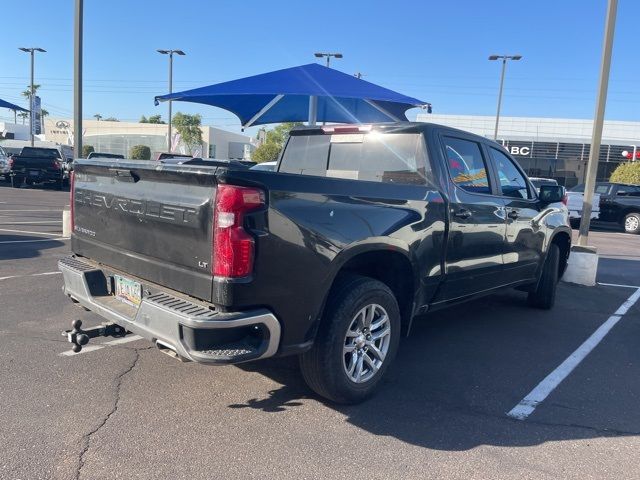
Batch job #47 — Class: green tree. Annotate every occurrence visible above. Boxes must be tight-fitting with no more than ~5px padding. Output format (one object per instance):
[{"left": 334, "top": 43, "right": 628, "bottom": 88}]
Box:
[
  {"left": 172, "top": 112, "right": 202, "bottom": 154},
  {"left": 103, "top": 117, "right": 120, "bottom": 122},
  {"left": 251, "top": 122, "right": 302, "bottom": 163},
  {"left": 610, "top": 162, "right": 640, "bottom": 185},
  {"left": 148, "top": 114, "right": 165, "bottom": 124},
  {"left": 139, "top": 115, "right": 148, "bottom": 123},
  {"left": 18, "top": 111, "right": 28, "bottom": 124},
  {"left": 21, "top": 84, "right": 41, "bottom": 100},
  {"left": 130, "top": 145, "right": 151, "bottom": 160},
  {"left": 82, "top": 145, "right": 95, "bottom": 157}
]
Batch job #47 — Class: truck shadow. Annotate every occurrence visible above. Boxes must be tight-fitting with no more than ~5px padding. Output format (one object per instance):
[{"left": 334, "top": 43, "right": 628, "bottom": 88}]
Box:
[
  {"left": 232, "top": 285, "right": 639, "bottom": 450},
  {"left": 0, "top": 234, "right": 66, "bottom": 260}
]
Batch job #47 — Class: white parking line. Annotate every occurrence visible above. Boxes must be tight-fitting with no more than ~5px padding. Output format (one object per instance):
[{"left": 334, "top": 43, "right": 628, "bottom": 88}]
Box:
[
  {"left": 598, "top": 282, "right": 640, "bottom": 289},
  {"left": 0, "top": 238, "right": 69, "bottom": 244},
  {"left": 59, "top": 335, "right": 144, "bottom": 356},
  {"left": 0, "top": 209, "right": 62, "bottom": 212},
  {"left": 0, "top": 271, "right": 61, "bottom": 281},
  {"left": 0, "top": 228, "right": 62, "bottom": 237},
  {"left": 0, "top": 221, "right": 62, "bottom": 225},
  {"left": 508, "top": 287, "right": 640, "bottom": 420}
]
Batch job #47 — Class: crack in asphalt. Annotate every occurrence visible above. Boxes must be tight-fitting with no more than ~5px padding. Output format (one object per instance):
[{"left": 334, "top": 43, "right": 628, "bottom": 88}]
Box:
[{"left": 73, "top": 346, "right": 151, "bottom": 480}]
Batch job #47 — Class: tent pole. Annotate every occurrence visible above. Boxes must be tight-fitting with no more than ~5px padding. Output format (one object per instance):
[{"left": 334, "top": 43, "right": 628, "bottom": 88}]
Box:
[{"left": 308, "top": 96, "right": 317, "bottom": 126}]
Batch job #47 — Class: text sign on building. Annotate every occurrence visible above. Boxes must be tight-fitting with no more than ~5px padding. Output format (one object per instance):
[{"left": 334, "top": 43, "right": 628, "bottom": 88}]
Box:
[
  {"left": 509, "top": 146, "right": 530, "bottom": 156},
  {"left": 31, "top": 96, "right": 42, "bottom": 135}
]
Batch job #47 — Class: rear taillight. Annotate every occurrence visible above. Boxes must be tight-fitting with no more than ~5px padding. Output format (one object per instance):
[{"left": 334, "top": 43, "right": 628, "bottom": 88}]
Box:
[
  {"left": 69, "top": 171, "right": 75, "bottom": 231},
  {"left": 561, "top": 193, "right": 568, "bottom": 206},
  {"left": 52, "top": 160, "right": 61, "bottom": 170},
  {"left": 8, "top": 156, "right": 14, "bottom": 169},
  {"left": 212, "top": 184, "right": 265, "bottom": 278}
]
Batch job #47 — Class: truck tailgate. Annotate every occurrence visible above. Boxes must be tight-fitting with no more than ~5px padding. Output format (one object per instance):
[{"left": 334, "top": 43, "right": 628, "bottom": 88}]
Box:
[
  {"left": 71, "top": 159, "right": 218, "bottom": 301},
  {"left": 567, "top": 191, "right": 600, "bottom": 216}
]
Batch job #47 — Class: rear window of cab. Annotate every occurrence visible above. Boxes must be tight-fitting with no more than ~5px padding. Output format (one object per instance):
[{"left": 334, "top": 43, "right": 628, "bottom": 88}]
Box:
[{"left": 279, "top": 132, "right": 431, "bottom": 186}]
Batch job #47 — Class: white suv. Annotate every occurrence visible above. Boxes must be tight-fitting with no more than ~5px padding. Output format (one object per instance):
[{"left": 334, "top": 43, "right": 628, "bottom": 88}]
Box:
[{"left": 0, "top": 145, "right": 10, "bottom": 181}]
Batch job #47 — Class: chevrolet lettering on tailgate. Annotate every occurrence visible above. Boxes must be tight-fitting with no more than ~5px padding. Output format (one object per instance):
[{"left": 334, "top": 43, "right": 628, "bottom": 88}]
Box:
[{"left": 74, "top": 188, "right": 199, "bottom": 225}]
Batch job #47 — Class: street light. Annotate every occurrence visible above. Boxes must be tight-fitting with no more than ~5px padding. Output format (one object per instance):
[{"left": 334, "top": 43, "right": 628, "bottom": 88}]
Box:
[
  {"left": 488, "top": 54, "right": 522, "bottom": 140},
  {"left": 157, "top": 49, "right": 186, "bottom": 152},
  {"left": 314, "top": 52, "right": 343, "bottom": 68},
  {"left": 18, "top": 47, "right": 46, "bottom": 146}
]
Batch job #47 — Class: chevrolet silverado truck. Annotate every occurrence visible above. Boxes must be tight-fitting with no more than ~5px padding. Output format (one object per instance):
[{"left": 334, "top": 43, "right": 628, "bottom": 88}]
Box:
[
  {"left": 9, "top": 146, "right": 70, "bottom": 188},
  {"left": 59, "top": 122, "right": 571, "bottom": 404}
]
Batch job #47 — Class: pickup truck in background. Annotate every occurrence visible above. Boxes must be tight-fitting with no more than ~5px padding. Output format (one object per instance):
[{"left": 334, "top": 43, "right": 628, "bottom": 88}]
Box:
[
  {"left": 0, "top": 145, "right": 9, "bottom": 181},
  {"left": 566, "top": 184, "right": 601, "bottom": 229},
  {"left": 594, "top": 182, "right": 640, "bottom": 234},
  {"left": 9, "top": 146, "right": 70, "bottom": 188},
  {"left": 59, "top": 122, "right": 571, "bottom": 404}
]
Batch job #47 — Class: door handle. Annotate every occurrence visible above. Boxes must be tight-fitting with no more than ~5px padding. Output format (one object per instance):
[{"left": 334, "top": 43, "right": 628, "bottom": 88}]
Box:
[
  {"left": 454, "top": 209, "right": 472, "bottom": 219},
  {"left": 507, "top": 210, "right": 519, "bottom": 220}
]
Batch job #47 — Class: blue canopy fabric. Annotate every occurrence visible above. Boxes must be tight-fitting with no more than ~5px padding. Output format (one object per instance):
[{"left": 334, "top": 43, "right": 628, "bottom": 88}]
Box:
[
  {"left": 0, "top": 98, "right": 27, "bottom": 112},
  {"left": 155, "top": 63, "right": 428, "bottom": 127}
]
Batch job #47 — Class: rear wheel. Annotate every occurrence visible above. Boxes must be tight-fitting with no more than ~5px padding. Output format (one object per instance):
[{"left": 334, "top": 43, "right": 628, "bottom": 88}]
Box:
[
  {"left": 527, "top": 244, "right": 560, "bottom": 310},
  {"left": 11, "top": 176, "right": 23, "bottom": 188},
  {"left": 299, "top": 274, "right": 400, "bottom": 404},
  {"left": 623, "top": 213, "right": 640, "bottom": 235}
]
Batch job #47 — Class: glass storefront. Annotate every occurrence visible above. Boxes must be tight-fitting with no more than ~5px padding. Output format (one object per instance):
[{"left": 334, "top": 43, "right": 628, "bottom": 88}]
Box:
[
  {"left": 83, "top": 134, "right": 167, "bottom": 158},
  {"left": 500, "top": 140, "right": 634, "bottom": 188}
]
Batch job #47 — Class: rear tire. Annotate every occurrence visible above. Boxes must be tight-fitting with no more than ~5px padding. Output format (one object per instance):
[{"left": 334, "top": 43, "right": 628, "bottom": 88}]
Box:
[
  {"left": 299, "top": 274, "right": 401, "bottom": 404},
  {"left": 11, "top": 176, "right": 23, "bottom": 188},
  {"left": 623, "top": 213, "right": 640, "bottom": 235},
  {"left": 527, "top": 244, "right": 560, "bottom": 310}
]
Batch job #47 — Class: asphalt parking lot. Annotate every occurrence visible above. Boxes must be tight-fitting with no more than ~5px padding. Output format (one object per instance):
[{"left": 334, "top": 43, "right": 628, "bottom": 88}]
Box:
[{"left": 1, "top": 182, "right": 639, "bottom": 480}]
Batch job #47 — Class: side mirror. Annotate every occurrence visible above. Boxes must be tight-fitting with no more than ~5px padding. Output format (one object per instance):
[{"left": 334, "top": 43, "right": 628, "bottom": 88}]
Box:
[{"left": 539, "top": 185, "right": 565, "bottom": 204}]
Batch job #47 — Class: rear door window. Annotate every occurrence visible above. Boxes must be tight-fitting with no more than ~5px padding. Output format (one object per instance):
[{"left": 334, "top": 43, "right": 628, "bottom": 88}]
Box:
[
  {"left": 279, "top": 135, "right": 330, "bottom": 177},
  {"left": 442, "top": 137, "right": 492, "bottom": 194}
]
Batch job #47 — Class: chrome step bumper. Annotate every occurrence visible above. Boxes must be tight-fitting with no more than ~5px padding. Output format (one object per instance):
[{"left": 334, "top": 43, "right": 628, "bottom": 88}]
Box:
[{"left": 58, "top": 256, "right": 281, "bottom": 364}]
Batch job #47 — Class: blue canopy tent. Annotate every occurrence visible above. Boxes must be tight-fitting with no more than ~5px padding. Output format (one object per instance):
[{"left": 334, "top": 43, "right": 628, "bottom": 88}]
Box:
[
  {"left": 0, "top": 98, "right": 28, "bottom": 112},
  {"left": 154, "top": 63, "right": 429, "bottom": 128}
]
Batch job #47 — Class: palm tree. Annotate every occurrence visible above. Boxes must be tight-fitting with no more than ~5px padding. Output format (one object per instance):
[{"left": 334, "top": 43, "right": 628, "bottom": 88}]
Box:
[
  {"left": 93, "top": 114, "right": 102, "bottom": 121},
  {"left": 21, "top": 84, "right": 41, "bottom": 101},
  {"left": 18, "top": 111, "right": 29, "bottom": 125}
]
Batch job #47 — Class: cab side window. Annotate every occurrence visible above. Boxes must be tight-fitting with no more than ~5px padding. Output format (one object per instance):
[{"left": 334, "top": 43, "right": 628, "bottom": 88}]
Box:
[
  {"left": 442, "top": 137, "right": 492, "bottom": 194},
  {"left": 489, "top": 148, "right": 532, "bottom": 199}
]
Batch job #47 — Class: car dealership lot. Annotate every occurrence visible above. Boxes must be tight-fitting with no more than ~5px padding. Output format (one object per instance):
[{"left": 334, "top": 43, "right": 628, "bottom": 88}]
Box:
[{"left": 1, "top": 183, "right": 639, "bottom": 480}]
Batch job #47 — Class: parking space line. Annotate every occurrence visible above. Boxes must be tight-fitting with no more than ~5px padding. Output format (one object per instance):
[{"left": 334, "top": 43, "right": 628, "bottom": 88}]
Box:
[
  {"left": 0, "top": 271, "right": 61, "bottom": 281},
  {"left": 598, "top": 282, "right": 640, "bottom": 289},
  {"left": 60, "top": 345, "right": 105, "bottom": 356},
  {"left": 0, "top": 209, "right": 62, "bottom": 212},
  {"left": 0, "top": 221, "right": 62, "bottom": 225},
  {"left": 507, "top": 287, "right": 640, "bottom": 421},
  {"left": 0, "top": 228, "right": 62, "bottom": 237},
  {"left": 0, "top": 238, "right": 69, "bottom": 244}
]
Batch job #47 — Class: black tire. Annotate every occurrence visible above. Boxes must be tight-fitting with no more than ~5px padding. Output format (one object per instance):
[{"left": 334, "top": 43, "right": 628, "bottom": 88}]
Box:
[
  {"left": 623, "top": 212, "right": 640, "bottom": 235},
  {"left": 527, "top": 243, "right": 560, "bottom": 309},
  {"left": 11, "top": 176, "right": 23, "bottom": 188},
  {"left": 299, "top": 274, "right": 401, "bottom": 404},
  {"left": 569, "top": 218, "right": 580, "bottom": 229}
]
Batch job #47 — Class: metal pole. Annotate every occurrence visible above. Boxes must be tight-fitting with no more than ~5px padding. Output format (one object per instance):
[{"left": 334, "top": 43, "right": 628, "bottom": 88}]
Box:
[
  {"left": 168, "top": 52, "right": 173, "bottom": 152},
  {"left": 30, "top": 50, "right": 34, "bottom": 146},
  {"left": 578, "top": 0, "right": 618, "bottom": 246},
  {"left": 308, "top": 96, "right": 318, "bottom": 126},
  {"left": 493, "top": 58, "right": 507, "bottom": 141},
  {"left": 326, "top": 56, "right": 330, "bottom": 68},
  {"left": 74, "top": 0, "right": 83, "bottom": 159}
]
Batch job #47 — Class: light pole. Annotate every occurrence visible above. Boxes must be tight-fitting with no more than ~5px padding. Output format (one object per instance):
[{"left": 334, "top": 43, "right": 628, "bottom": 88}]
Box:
[
  {"left": 157, "top": 49, "right": 185, "bottom": 152},
  {"left": 488, "top": 54, "right": 522, "bottom": 140},
  {"left": 18, "top": 47, "right": 46, "bottom": 146},
  {"left": 314, "top": 52, "right": 343, "bottom": 68}
]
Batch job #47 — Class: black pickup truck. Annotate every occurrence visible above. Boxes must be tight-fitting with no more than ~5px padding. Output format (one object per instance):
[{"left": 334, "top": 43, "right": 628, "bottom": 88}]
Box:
[
  {"left": 60, "top": 122, "right": 570, "bottom": 403},
  {"left": 596, "top": 182, "right": 640, "bottom": 234},
  {"left": 9, "top": 146, "right": 70, "bottom": 188}
]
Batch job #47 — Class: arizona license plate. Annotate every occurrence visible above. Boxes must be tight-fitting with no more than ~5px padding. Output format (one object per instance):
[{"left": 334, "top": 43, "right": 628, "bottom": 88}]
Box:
[{"left": 114, "top": 275, "right": 142, "bottom": 306}]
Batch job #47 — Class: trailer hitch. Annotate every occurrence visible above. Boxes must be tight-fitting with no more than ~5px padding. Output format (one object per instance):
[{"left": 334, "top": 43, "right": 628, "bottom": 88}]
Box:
[{"left": 63, "top": 319, "right": 126, "bottom": 352}]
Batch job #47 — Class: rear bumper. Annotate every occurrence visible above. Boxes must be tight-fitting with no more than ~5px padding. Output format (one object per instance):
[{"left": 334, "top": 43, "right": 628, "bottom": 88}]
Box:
[{"left": 58, "top": 256, "right": 281, "bottom": 364}]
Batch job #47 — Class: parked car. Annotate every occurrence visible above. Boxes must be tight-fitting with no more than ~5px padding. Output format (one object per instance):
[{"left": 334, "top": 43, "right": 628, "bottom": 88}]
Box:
[
  {"left": 594, "top": 182, "right": 640, "bottom": 234},
  {"left": 0, "top": 145, "right": 9, "bottom": 181},
  {"left": 60, "top": 122, "right": 571, "bottom": 404},
  {"left": 87, "top": 152, "right": 125, "bottom": 160},
  {"left": 9, "top": 146, "right": 70, "bottom": 189},
  {"left": 251, "top": 161, "right": 277, "bottom": 171},
  {"left": 567, "top": 184, "right": 602, "bottom": 228}
]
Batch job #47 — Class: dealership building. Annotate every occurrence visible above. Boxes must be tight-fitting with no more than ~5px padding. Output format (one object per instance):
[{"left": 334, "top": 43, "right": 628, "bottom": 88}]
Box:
[
  {"left": 417, "top": 113, "right": 640, "bottom": 188},
  {"left": 1, "top": 118, "right": 255, "bottom": 160}
]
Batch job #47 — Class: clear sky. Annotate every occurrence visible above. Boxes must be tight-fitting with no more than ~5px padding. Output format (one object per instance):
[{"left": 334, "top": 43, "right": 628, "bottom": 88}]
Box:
[{"left": 0, "top": 0, "right": 638, "bottom": 136}]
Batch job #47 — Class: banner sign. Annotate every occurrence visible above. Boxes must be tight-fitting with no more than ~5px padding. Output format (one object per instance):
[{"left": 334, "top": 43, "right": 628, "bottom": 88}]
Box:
[{"left": 31, "top": 95, "right": 42, "bottom": 135}]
